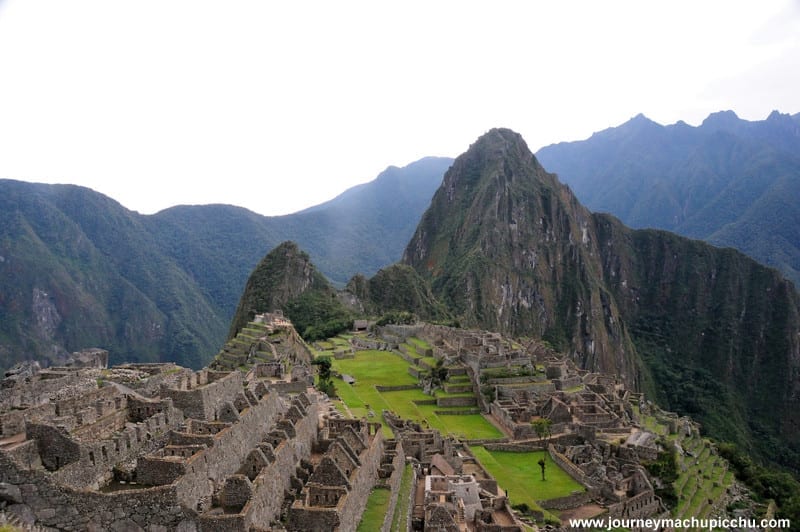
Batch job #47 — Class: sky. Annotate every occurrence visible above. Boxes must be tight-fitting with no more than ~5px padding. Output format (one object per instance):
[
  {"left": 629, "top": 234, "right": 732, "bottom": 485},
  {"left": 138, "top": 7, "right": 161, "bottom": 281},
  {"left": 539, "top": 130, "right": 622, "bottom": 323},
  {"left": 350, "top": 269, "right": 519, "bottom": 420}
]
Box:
[{"left": 0, "top": 1, "right": 798, "bottom": 217}]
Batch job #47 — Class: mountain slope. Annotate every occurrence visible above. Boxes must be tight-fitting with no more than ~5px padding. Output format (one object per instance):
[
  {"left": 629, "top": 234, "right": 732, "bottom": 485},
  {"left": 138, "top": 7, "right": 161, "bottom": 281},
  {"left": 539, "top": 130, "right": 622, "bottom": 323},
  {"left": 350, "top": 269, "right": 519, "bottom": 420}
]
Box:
[
  {"left": 536, "top": 110, "right": 800, "bottom": 285},
  {"left": 148, "top": 156, "right": 451, "bottom": 296},
  {"left": 228, "top": 241, "right": 352, "bottom": 341},
  {"left": 0, "top": 181, "right": 225, "bottom": 369},
  {"left": 403, "top": 128, "right": 800, "bottom": 471},
  {"left": 0, "top": 156, "right": 450, "bottom": 370},
  {"left": 403, "top": 129, "right": 642, "bottom": 384}
]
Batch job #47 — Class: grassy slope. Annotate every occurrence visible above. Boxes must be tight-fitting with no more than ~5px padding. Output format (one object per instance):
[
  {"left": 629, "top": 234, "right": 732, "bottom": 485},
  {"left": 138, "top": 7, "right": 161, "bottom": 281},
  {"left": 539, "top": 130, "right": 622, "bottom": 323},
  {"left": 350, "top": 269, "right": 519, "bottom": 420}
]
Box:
[{"left": 327, "top": 348, "right": 502, "bottom": 440}]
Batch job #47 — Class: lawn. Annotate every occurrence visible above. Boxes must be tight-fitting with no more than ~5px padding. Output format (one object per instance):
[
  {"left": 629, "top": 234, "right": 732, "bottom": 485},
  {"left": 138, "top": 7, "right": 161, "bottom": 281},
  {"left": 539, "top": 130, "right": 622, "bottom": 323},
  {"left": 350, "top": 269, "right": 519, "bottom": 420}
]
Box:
[
  {"left": 357, "top": 487, "right": 392, "bottom": 531},
  {"left": 408, "top": 337, "right": 431, "bottom": 350},
  {"left": 329, "top": 350, "right": 503, "bottom": 440},
  {"left": 470, "top": 447, "right": 584, "bottom": 507}
]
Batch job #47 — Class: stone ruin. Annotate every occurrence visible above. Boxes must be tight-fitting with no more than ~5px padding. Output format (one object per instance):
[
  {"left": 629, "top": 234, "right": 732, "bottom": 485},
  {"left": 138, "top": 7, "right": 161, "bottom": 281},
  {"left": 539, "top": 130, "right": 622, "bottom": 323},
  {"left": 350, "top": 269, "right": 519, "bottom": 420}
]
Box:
[
  {"left": 383, "top": 412, "right": 522, "bottom": 531},
  {"left": 373, "top": 324, "right": 690, "bottom": 527},
  {"left": 285, "top": 418, "right": 397, "bottom": 531},
  {"left": 0, "top": 324, "right": 389, "bottom": 531}
]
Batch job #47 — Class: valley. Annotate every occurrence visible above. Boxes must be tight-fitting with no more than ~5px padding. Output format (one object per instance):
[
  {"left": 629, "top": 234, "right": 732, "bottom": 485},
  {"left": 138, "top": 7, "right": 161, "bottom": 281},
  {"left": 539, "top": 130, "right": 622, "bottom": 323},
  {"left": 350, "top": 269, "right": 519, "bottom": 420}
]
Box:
[{"left": 1, "top": 121, "right": 799, "bottom": 530}]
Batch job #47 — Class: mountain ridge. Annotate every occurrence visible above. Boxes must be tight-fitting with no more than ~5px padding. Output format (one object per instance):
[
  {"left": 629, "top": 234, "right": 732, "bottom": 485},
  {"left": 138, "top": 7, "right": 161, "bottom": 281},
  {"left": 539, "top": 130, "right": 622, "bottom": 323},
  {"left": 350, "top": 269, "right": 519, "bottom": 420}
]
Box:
[
  {"left": 537, "top": 110, "right": 800, "bottom": 285},
  {"left": 0, "top": 156, "right": 451, "bottom": 370},
  {"left": 403, "top": 127, "right": 800, "bottom": 471}
]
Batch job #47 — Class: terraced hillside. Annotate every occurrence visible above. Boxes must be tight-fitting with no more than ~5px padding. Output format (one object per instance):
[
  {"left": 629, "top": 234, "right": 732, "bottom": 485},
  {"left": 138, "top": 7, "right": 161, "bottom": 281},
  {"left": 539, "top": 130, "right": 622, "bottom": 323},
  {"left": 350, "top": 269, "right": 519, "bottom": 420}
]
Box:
[
  {"left": 314, "top": 335, "right": 503, "bottom": 441},
  {"left": 210, "top": 313, "right": 313, "bottom": 371}
]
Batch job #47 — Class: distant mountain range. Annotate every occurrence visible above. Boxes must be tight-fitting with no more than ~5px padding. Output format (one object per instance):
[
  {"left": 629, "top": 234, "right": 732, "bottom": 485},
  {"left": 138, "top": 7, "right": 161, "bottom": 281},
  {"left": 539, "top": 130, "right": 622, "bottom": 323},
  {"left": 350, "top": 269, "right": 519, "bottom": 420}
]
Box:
[
  {"left": 2, "top": 108, "right": 799, "bottom": 376},
  {"left": 0, "top": 157, "right": 451, "bottom": 370},
  {"left": 537, "top": 110, "right": 800, "bottom": 286}
]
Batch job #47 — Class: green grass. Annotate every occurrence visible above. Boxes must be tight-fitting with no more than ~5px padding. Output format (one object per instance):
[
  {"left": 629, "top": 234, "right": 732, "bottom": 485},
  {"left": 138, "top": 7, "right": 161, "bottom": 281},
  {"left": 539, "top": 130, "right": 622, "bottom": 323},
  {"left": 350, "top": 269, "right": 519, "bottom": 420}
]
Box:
[
  {"left": 419, "top": 356, "right": 438, "bottom": 367},
  {"left": 470, "top": 447, "right": 585, "bottom": 506},
  {"left": 401, "top": 343, "right": 420, "bottom": 357},
  {"left": 330, "top": 350, "right": 502, "bottom": 440},
  {"left": 408, "top": 337, "right": 431, "bottom": 349},
  {"left": 357, "top": 487, "right": 392, "bottom": 531},
  {"left": 391, "top": 464, "right": 414, "bottom": 532}
]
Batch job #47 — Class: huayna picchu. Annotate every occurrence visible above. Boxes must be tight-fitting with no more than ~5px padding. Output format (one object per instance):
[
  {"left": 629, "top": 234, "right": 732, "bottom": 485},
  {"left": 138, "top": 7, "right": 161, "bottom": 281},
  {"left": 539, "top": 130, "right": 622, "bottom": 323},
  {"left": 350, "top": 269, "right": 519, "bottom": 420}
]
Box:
[
  {"left": 402, "top": 128, "right": 800, "bottom": 475},
  {"left": 1, "top": 127, "right": 798, "bottom": 530}
]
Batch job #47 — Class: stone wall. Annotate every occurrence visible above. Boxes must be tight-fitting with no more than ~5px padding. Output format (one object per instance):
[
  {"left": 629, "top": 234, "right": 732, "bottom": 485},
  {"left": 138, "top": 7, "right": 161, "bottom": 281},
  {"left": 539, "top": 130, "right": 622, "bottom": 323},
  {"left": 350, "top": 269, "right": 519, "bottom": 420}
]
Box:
[
  {"left": 161, "top": 371, "right": 243, "bottom": 421},
  {"left": 337, "top": 430, "right": 385, "bottom": 532},
  {"left": 137, "top": 455, "right": 187, "bottom": 486},
  {"left": 268, "top": 380, "right": 308, "bottom": 394},
  {"left": 22, "top": 399, "right": 183, "bottom": 491},
  {"left": 196, "top": 395, "right": 319, "bottom": 531},
  {"left": 607, "top": 488, "right": 660, "bottom": 519},
  {"left": 0, "top": 451, "right": 191, "bottom": 530},
  {"left": 496, "top": 381, "right": 555, "bottom": 398},
  {"left": 538, "top": 490, "right": 594, "bottom": 510},
  {"left": 173, "top": 389, "right": 285, "bottom": 510},
  {"left": 287, "top": 428, "right": 384, "bottom": 532},
  {"left": 436, "top": 396, "right": 477, "bottom": 408},
  {"left": 0, "top": 372, "right": 87, "bottom": 413},
  {"left": 379, "top": 441, "right": 405, "bottom": 532},
  {"left": 547, "top": 444, "right": 596, "bottom": 489}
]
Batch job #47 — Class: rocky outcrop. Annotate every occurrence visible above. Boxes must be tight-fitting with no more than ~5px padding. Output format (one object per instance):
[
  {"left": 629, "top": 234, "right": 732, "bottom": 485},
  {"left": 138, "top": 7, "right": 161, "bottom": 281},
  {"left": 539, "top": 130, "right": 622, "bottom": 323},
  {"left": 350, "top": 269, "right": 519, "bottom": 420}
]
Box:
[{"left": 403, "top": 128, "right": 641, "bottom": 386}]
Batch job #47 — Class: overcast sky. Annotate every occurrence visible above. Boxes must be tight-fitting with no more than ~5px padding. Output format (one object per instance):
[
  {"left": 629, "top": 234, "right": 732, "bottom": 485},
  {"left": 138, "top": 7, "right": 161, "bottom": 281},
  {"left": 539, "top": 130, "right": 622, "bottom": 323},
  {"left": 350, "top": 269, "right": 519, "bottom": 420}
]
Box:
[{"left": 0, "top": 1, "right": 798, "bottom": 216}]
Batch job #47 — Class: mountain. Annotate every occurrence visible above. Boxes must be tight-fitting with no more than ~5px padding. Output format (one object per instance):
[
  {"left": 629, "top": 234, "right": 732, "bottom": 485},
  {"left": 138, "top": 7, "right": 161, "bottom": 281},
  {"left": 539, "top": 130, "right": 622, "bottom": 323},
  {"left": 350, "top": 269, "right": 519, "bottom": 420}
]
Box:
[
  {"left": 227, "top": 241, "right": 351, "bottom": 341},
  {"left": 146, "top": 156, "right": 452, "bottom": 317},
  {"left": 345, "top": 264, "right": 450, "bottom": 322},
  {"left": 403, "top": 128, "right": 800, "bottom": 471},
  {"left": 0, "top": 181, "right": 226, "bottom": 370},
  {"left": 403, "top": 129, "right": 641, "bottom": 383},
  {"left": 536, "top": 110, "right": 800, "bottom": 286},
  {"left": 0, "top": 157, "right": 451, "bottom": 370}
]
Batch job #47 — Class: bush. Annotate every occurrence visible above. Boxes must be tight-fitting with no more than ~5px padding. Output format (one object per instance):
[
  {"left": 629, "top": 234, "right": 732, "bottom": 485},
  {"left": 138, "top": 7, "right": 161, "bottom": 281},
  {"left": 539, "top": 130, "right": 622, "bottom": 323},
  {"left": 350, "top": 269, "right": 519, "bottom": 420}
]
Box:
[{"left": 376, "top": 311, "right": 416, "bottom": 326}]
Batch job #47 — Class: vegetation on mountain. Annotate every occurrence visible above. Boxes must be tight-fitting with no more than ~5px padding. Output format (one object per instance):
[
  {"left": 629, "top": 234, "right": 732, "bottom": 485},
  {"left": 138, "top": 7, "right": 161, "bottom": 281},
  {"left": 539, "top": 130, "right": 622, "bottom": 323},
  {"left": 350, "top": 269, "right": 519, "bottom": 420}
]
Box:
[
  {"left": 0, "top": 157, "right": 449, "bottom": 370},
  {"left": 718, "top": 442, "right": 800, "bottom": 522},
  {"left": 403, "top": 127, "right": 800, "bottom": 476},
  {"left": 228, "top": 241, "right": 354, "bottom": 342},
  {"left": 403, "top": 128, "right": 642, "bottom": 385},
  {"left": 0, "top": 181, "right": 225, "bottom": 369},
  {"left": 346, "top": 264, "right": 450, "bottom": 322},
  {"left": 537, "top": 110, "right": 800, "bottom": 286}
]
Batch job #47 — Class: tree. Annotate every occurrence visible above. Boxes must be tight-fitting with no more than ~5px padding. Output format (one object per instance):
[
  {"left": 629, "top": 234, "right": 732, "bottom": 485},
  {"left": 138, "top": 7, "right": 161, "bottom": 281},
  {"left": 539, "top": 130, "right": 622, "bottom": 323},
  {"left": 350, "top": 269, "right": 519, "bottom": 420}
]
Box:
[
  {"left": 532, "top": 418, "right": 553, "bottom": 481},
  {"left": 422, "top": 359, "right": 448, "bottom": 394},
  {"left": 312, "top": 356, "right": 335, "bottom": 397},
  {"left": 532, "top": 418, "right": 552, "bottom": 444},
  {"left": 312, "top": 356, "right": 332, "bottom": 381}
]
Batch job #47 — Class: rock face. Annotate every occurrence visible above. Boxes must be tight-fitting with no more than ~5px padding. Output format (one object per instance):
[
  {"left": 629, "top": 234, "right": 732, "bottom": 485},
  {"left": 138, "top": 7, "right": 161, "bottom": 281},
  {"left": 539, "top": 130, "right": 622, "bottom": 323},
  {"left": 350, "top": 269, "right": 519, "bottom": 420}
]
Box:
[
  {"left": 403, "top": 127, "right": 800, "bottom": 471},
  {"left": 403, "top": 128, "right": 641, "bottom": 385}
]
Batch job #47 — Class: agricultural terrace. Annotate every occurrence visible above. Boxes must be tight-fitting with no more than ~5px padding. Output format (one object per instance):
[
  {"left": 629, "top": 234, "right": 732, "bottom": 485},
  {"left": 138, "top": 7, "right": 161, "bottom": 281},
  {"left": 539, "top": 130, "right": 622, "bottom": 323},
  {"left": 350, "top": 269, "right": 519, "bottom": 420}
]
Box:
[
  {"left": 470, "top": 447, "right": 585, "bottom": 516},
  {"left": 320, "top": 344, "right": 503, "bottom": 440}
]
